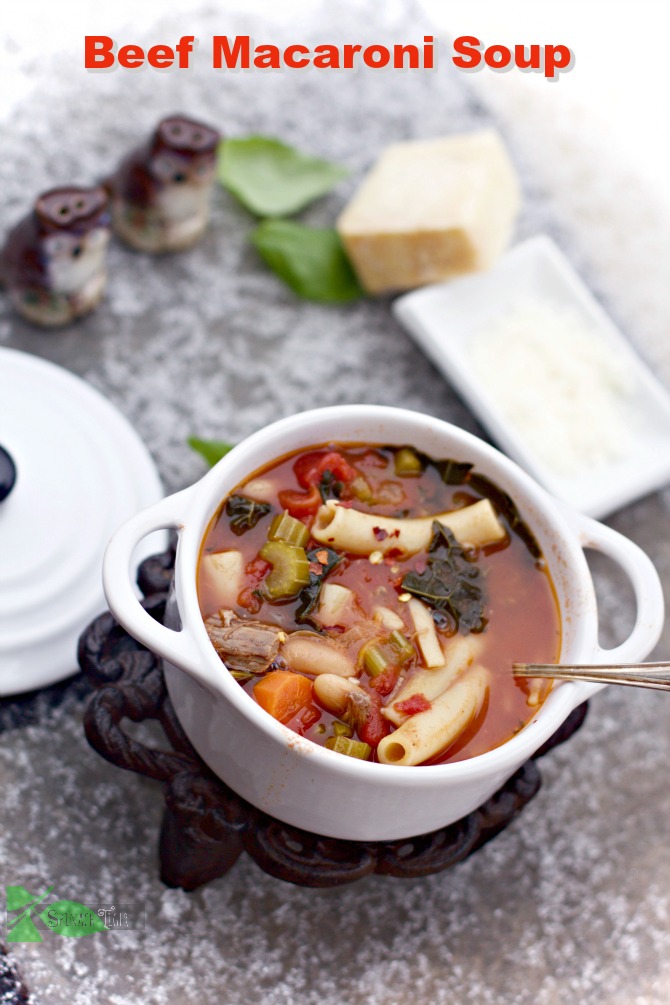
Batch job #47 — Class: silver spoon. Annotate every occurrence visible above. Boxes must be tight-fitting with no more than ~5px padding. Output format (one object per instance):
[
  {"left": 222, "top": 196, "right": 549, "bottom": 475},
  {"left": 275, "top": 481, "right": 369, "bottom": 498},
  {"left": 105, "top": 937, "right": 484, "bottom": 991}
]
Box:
[{"left": 513, "top": 662, "right": 670, "bottom": 692}]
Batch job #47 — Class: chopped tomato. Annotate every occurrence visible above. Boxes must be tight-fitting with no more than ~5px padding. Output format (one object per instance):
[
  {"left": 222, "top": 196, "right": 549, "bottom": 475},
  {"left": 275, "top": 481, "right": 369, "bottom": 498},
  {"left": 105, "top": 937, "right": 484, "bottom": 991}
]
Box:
[
  {"left": 293, "top": 450, "right": 358, "bottom": 489},
  {"left": 278, "top": 484, "right": 321, "bottom": 519},
  {"left": 238, "top": 557, "right": 270, "bottom": 611},
  {"left": 238, "top": 587, "right": 262, "bottom": 614},
  {"left": 394, "top": 693, "right": 431, "bottom": 717},
  {"left": 245, "top": 556, "right": 271, "bottom": 582},
  {"left": 358, "top": 692, "right": 391, "bottom": 748},
  {"left": 369, "top": 665, "right": 400, "bottom": 697},
  {"left": 295, "top": 704, "right": 322, "bottom": 733},
  {"left": 293, "top": 451, "right": 329, "bottom": 488}
]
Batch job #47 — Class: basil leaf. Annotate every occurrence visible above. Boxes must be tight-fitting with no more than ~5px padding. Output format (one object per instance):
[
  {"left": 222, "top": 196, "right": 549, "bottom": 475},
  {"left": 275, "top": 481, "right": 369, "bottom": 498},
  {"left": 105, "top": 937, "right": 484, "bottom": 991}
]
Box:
[
  {"left": 251, "top": 220, "right": 364, "bottom": 303},
  {"left": 219, "top": 136, "right": 348, "bottom": 217},
  {"left": 188, "top": 437, "right": 234, "bottom": 468},
  {"left": 226, "top": 495, "right": 272, "bottom": 535},
  {"left": 401, "top": 522, "right": 488, "bottom": 634}
]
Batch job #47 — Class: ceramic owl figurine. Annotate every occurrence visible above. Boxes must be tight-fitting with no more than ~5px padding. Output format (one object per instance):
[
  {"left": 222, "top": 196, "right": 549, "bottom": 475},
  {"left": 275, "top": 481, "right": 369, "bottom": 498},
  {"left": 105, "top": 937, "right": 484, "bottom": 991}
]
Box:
[
  {"left": 107, "top": 115, "right": 221, "bottom": 253},
  {"left": 0, "top": 186, "right": 111, "bottom": 327}
]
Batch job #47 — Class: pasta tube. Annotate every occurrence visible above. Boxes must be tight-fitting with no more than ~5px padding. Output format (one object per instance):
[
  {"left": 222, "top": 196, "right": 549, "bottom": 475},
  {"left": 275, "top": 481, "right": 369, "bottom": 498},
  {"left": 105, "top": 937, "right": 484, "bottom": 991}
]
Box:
[
  {"left": 377, "top": 665, "right": 490, "bottom": 766},
  {"left": 200, "top": 550, "right": 244, "bottom": 611},
  {"left": 382, "top": 633, "right": 482, "bottom": 726},
  {"left": 315, "top": 583, "right": 355, "bottom": 626},
  {"left": 525, "top": 677, "right": 553, "bottom": 708},
  {"left": 311, "top": 498, "right": 505, "bottom": 557},
  {"left": 282, "top": 632, "right": 357, "bottom": 677},
  {"left": 373, "top": 605, "right": 405, "bottom": 632},
  {"left": 408, "top": 598, "right": 443, "bottom": 668},
  {"left": 241, "top": 478, "right": 276, "bottom": 502}
]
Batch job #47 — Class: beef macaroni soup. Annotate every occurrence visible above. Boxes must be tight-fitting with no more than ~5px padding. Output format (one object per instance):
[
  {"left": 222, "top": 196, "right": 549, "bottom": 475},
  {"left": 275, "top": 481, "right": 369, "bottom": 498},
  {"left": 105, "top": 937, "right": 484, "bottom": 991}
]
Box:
[{"left": 197, "top": 444, "right": 560, "bottom": 767}]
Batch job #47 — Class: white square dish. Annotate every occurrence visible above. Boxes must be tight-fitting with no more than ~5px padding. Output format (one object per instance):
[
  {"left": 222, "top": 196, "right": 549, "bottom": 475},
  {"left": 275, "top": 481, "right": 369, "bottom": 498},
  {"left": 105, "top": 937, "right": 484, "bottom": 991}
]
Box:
[{"left": 393, "top": 235, "right": 670, "bottom": 518}]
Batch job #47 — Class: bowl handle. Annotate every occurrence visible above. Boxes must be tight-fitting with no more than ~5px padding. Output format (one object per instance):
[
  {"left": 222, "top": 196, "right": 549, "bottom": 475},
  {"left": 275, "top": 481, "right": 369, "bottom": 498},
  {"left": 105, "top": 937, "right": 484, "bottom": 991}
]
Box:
[
  {"left": 103, "top": 488, "right": 212, "bottom": 689},
  {"left": 568, "top": 511, "right": 665, "bottom": 664}
]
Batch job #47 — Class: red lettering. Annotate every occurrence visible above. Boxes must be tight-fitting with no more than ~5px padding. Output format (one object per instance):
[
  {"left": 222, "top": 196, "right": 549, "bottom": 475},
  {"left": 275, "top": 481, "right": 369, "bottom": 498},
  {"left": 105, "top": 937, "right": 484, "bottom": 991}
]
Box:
[
  {"left": 212, "top": 34, "right": 250, "bottom": 69},
  {"left": 343, "top": 44, "right": 362, "bottom": 68},
  {"left": 363, "top": 45, "right": 390, "bottom": 68},
  {"left": 485, "top": 44, "right": 512, "bottom": 69},
  {"left": 254, "top": 44, "right": 280, "bottom": 69},
  {"left": 313, "top": 44, "right": 339, "bottom": 68},
  {"left": 148, "top": 44, "right": 174, "bottom": 69},
  {"left": 85, "top": 35, "right": 115, "bottom": 69},
  {"left": 423, "top": 35, "right": 434, "bottom": 70},
  {"left": 452, "top": 36, "right": 573, "bottom": 79},
  {"left": 175, "top": 35, "right": 195, "bottom": 68},
  {"left": 545, "top": 44, "right": 573, "bottom": 79},
  {"left": 452, "top": 35, "right": 482, "bottom": 70},
  {"left": 284, "top": 44, "right": 309, "bottom": 68},
  {"left": 118, "top": 44, "right": 144, "bottom": 69},
  {"left": 515, "top": 43, "right": 541, "bottom": 70},
  {"left": 393, "top": 43, "right": 419, "bottom": 69}
]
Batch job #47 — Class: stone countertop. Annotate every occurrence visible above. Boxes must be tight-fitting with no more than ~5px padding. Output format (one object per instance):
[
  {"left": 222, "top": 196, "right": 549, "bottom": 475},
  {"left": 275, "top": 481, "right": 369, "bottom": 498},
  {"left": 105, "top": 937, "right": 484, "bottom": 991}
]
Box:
[{"left": 1, "top": 4, "right": 670, "bottom": 1003}]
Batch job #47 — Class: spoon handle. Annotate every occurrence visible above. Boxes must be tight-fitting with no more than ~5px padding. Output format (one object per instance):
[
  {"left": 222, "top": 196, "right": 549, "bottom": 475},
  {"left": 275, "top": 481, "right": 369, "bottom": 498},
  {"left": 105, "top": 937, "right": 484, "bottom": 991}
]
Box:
[{"left": 512, "top": 662, "right": 670, "bottom": 692}]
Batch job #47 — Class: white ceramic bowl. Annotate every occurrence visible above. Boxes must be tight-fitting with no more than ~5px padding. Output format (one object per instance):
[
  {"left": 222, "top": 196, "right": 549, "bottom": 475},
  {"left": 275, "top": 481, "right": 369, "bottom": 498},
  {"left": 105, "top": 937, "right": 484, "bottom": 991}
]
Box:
[{"left": 103, "top": 406, "right": 664, "bottom": 841}]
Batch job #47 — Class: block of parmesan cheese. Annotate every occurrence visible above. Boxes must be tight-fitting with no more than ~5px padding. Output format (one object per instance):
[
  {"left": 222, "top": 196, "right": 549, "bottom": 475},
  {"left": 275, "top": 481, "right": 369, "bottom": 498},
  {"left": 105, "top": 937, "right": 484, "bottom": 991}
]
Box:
[{"left": 336, "top": 130, "right": 521, "bottom": 295}]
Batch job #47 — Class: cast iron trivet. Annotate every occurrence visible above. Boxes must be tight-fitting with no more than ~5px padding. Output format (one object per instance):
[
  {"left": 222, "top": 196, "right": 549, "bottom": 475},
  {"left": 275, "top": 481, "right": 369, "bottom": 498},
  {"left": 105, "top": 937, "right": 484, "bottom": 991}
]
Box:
[
  {"left": 0, "top": 944, "right": 33, "bottom": 1005},
  {"left": 79, "top": 546, "right": 588, "bottom": 890}
]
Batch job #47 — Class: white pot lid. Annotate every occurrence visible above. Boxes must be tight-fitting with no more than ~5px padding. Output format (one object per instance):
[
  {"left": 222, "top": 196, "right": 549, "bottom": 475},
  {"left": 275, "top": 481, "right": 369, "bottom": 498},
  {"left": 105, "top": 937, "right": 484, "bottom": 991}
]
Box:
[{"left": 0, "top": 347, "right": 165, "bottom": 696}]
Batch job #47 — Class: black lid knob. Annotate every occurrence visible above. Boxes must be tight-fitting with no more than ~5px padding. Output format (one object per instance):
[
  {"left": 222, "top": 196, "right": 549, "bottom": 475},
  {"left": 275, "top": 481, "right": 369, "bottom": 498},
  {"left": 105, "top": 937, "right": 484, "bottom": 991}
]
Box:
[{"left": 0, "top": 445, "right": 17, "bottom": 502}]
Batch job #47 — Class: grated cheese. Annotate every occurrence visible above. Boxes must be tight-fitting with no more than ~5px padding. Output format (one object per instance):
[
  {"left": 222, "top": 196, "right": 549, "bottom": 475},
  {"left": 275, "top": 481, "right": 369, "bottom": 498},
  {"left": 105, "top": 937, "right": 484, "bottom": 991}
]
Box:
[{"left": 470, "top": 297, "right": 636, "bottom": 477}]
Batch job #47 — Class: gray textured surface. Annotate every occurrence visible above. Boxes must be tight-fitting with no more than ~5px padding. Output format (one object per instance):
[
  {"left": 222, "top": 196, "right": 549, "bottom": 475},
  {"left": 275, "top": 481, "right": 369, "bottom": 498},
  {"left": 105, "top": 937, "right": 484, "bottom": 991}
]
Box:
[{"left": 2, "top": 4, "right": 670, "bottom": 1004}]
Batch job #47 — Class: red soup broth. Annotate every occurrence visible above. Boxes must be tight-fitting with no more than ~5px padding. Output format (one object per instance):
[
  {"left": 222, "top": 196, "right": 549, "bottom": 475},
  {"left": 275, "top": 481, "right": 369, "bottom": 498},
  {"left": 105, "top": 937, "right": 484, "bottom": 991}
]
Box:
[{"left": 197, "top": 444, "right": 561, "bottom": 766}]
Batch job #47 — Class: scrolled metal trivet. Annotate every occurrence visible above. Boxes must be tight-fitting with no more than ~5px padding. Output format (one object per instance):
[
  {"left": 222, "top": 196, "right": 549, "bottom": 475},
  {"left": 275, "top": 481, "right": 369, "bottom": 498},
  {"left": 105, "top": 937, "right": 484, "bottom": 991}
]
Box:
[
  {"left": 0, "top": 944, "right": 32, "bottom": 1005},
  {"left": 78, "top": 546, "right": 588, "bottom": 890}
]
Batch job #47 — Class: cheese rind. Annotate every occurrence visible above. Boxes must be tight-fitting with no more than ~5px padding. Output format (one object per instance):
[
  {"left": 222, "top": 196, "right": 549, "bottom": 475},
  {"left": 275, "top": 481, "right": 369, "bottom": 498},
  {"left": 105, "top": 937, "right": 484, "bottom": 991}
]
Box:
[{"left": 336, "top": 130, "right": 521, "bottom": 294}]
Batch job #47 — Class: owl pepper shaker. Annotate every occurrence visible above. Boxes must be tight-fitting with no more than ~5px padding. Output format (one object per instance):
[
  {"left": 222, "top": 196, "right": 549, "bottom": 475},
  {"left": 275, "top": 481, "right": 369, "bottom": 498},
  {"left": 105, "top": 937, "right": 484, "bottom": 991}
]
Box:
[
  {"left": 0, "top": 186, "right": 111, "bottom": 327},
  {"left": 107, "top": 115, "right": 221, "bottom": 253}
]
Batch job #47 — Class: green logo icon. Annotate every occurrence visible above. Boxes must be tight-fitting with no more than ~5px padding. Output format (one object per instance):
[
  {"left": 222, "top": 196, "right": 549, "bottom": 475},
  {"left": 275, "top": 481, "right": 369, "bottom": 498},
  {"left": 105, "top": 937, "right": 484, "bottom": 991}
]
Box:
[{"left": 6, "top": 886, "right": 108, "bottom": 942}]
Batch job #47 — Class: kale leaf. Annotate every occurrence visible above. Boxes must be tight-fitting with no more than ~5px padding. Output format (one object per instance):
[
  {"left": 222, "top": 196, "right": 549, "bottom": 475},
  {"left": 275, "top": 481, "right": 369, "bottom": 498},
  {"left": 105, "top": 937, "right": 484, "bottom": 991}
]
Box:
[
  {"left": 295, "top": 547, "right": 344, "bottom": 626},
  {"left": 318, "top": 469, "right": 344, "bottom": 502},
  {"left": 401, "top": 522, "right": 488, "bottom": 634},
  {"left": 225, "top": 495, "right": 272, "bottom": 535},
  {"left": 434, "top": 459, "right": 474, "bottom": 485}
]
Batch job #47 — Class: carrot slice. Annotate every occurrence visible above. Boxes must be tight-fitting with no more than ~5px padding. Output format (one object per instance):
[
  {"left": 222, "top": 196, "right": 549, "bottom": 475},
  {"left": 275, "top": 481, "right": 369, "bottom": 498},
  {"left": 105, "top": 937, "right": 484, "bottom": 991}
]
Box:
[{"left": 253, "top": 671, "right": 313, "bottom": 724}]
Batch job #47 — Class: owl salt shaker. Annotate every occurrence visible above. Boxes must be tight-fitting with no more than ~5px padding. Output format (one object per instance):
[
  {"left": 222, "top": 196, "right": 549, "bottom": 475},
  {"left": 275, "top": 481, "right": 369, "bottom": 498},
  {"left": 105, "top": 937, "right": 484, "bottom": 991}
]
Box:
[
  {"left": 0, "top": 186, "right": 111, "bottom": 327},
  {"left": 107, "top": 115, "right": 221, "bottom": 253}
]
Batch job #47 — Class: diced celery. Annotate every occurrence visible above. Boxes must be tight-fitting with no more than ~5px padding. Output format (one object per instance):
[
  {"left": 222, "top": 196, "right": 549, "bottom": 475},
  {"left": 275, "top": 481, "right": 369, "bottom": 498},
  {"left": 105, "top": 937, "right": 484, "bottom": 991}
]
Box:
[
  {"left": 259, "top": 540, "right": 311, "bottom": 600},
  {"left": 394, "top": 447, "right": 423, "bottom": 477},
  {"left": 325, "top": 735, "right": 372, "bottom": 760},
  {"left": 389, "top": 630, "right": 414, "bottom": 664},
  {"left": 349, "top": 474, "right": 374, "bottom": 503},
  {"left": 230, "top": 670, "right": 254, "bottom": 684},
  {"left": 268, "top": 510, "right": 309, "bottom": 548},
  {"left": 332, "top": 720, "right": 354, "bottom": 738},
  {"left": 362, "top": 642, "right": 390, "bottom": 678}
]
